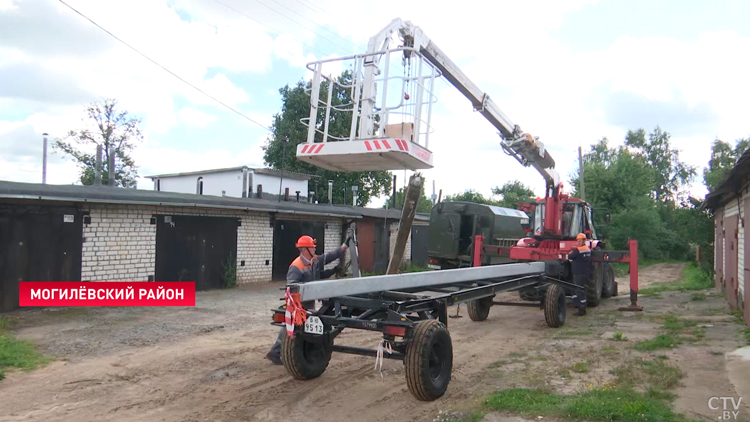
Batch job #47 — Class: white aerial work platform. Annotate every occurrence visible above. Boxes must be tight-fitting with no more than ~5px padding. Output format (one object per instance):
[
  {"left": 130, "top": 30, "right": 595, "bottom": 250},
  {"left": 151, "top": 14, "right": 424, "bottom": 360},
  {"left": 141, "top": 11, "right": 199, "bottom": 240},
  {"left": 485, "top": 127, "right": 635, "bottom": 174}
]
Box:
[{"left": 296, "top": 21, "right": 442, "bottom": 171}]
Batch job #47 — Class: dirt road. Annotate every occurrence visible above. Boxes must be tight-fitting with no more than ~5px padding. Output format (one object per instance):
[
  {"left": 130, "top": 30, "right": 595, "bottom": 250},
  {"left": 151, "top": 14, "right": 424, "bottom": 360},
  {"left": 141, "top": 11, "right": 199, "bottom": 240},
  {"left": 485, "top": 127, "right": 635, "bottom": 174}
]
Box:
[{"left": 0, "top": 263, "right": 748, "bottom": 422}]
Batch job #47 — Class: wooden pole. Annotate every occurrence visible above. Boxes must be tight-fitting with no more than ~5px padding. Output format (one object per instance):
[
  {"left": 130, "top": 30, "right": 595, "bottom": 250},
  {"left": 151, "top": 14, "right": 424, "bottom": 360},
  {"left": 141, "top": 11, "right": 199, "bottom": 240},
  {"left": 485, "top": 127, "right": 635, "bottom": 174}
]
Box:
[{"left": 387, "top": 172, "right": 423, "bottom": 274}]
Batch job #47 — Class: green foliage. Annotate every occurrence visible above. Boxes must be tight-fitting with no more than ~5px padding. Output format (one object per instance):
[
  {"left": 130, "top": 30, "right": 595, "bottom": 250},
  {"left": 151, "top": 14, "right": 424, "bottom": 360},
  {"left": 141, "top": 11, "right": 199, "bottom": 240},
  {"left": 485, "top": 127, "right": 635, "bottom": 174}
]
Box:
[
  {"left": 484, "top": 388, "right": 699, "bottom": 422},
  {"left": 262, "top": 73, "right": 392, "bottom": 206},
  {"left": 633, "top": 334, "right": 681, "bottom": 351},
  {"left": 624, "top": 126, "right": 696, "bottom": 203},
  {"left": 53, "top": 98, "right": 142, "bottom": 187},
  {"left": 491, "top": 180, "right": 536, "bottom": 208},
  {"left": 442, "top": 180, "right": 535, "bottom": 210},
  {"left": 383, "top": 185, "right": 433, "bottom": 213},
  {"left": 570, "top": 127, "right": 712, "bottom": 266},
  {"left": 704, "top": 137, "right": 749, "bottom": 192},
  {"left": 222, "top": 252, "right": 237, "bottom": 288}
]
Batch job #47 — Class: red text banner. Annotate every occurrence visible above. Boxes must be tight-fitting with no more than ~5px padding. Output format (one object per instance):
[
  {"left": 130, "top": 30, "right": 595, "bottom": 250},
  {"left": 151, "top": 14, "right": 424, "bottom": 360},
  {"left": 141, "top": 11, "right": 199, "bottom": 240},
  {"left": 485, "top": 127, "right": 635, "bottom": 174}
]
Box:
[{"left": 18, "top": 282, "right": 196, "bottom": 307}]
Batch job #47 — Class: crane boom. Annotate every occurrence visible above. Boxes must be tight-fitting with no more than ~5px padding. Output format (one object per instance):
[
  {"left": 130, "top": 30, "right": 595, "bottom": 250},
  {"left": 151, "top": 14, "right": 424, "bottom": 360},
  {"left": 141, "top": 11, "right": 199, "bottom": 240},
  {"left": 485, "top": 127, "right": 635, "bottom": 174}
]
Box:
[{"left": 362, "top": 19, "right": 561, "bottom": 193}]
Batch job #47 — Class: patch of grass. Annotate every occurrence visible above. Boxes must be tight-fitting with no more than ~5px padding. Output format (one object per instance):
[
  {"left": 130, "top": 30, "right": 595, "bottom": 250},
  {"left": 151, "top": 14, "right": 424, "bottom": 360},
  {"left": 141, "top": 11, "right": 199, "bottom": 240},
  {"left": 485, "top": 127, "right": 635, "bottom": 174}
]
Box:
[
  {"left": 611, "top": 358, "right": 683, "bottom": 391},
  {"left": 531, "top": 355, "right": 549, "bottom": 361},
  {"left": 571, "top": 362, "right": 589, "bottom": 373},
  {"left": 646, "top": 387, "right": 678, "bottom": 401},
  {"left": 690, "top": 293, "right": 706, "bottom": 301},
  {"left": 612, "top": 332, "right": 626, "bottom": 341},
  {"left": 508, "top": 351, "right": 525, "bottom": 359},
  {"left": 742, "top": 328, "right": 750, "bottom": 345},
  {"left": 484, "top": 388, "right": 699, "bottom": 422},
  {"left": 0, "top": 316, "right": 50, "bottom": 378},
  {"left": 563, "top": 330, "right": 593, "bottom": 336},
  {"left": 557, "top": 367, "right": 571, "bottom": 378},
  {"left": 639, "top": 262, "right": 713, "bottom": 295},
  {"left": 0, "top": 335, "right": 50, "bottom": 374},
  {"left": 633, "top": 334, "right": 681, "bottom": 351}
]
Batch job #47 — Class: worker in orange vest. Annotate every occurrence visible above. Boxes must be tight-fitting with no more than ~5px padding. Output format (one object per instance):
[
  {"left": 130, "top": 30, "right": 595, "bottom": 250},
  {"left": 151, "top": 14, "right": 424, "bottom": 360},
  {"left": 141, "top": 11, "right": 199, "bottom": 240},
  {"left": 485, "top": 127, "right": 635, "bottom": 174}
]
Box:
[
  {"left": 265, "top": 235, "right": 348, "bottom": 365},
  {"left": 567, "top": 233, "right": 591, "bottom": 316}
]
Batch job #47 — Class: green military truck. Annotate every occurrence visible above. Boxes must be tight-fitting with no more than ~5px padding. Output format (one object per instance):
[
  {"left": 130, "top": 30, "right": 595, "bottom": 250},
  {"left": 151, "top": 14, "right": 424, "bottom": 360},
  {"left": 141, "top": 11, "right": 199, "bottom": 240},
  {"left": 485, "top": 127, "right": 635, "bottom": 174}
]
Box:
[{"left": 427, "top": 201, "right": 530, "bottom": 270}]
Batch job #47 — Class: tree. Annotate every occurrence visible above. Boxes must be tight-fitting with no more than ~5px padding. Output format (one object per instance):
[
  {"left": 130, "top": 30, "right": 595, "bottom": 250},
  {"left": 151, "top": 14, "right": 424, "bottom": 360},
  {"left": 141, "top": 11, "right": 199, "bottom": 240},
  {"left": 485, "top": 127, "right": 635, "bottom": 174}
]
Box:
[
  {"left": 262, "top": 72, "right": 392, "bottom": 206},
  {"left": 53, "top": 98, "right": 142, "bottom": 187},
  {"left": 442, "top": 189, "right": 497, "bottom": 205},
  {"left": 491, "top": 180, "right": 536, "bottom": 208},
  {"left": 384, "top": 185, "right": 433, "bottom": 213},
  {"left": 703, "top": 137, "right": 750, "bottom": 192},
  {"left": 624, "top": 126, "right": 696, "bottom": 202}
]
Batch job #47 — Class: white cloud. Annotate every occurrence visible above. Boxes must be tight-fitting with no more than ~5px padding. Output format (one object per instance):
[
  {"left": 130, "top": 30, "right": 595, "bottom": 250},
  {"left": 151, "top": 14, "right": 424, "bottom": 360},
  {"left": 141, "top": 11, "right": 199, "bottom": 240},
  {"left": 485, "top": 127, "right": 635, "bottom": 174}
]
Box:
[{"left": 177, "top": 107, "right": 216, "bottom": 127}]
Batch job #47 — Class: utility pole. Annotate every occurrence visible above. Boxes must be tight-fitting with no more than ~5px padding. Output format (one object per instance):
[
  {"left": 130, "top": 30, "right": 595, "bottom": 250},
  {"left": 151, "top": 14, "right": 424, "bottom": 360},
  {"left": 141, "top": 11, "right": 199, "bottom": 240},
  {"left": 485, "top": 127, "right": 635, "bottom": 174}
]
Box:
[
  {"left": 42, "top": 133, "right": 48, "bottom": 184},
  {"left": 94, "top": 145, "right": 102, "bottom": 185},
  {"left": 278, "top": 136, "right": 288, "bottom": 202},
  {"left": 578, "top": 146, "right": 585, "bottom": 202}
]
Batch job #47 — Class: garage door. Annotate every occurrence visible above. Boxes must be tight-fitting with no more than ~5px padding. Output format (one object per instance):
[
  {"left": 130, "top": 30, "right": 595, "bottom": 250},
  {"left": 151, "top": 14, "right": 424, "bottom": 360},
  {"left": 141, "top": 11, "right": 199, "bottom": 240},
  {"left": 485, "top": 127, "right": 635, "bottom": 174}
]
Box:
[
  {"left": 0, "top": 204, "right": 83, "bottom": 312},
  {"left": 272, "top": 220, "right": 325, "bottom": 281},
  {"left": 155, "top": 215, "right": 239, "bottom": 291}
]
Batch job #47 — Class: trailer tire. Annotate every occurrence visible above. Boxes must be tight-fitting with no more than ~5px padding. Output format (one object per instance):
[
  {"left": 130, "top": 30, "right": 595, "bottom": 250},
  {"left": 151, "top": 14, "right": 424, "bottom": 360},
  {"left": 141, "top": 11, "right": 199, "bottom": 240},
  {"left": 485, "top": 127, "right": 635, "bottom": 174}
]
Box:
[
  {"left": 405, "top": 319, "right": 453, "bottom": 401},
  {"left": 601, "top": 264, "right": 616, "bottom": 298},
  {"left": 544, "top": 284, "right": 566, "bottom": 328},
  {"left": 281, "top": 333, "right": 332, "bottom": 381},
  {"left": 467, "top": 296, "right": 493, "bottom": 321},
  {"left": 586, "top": 267, "right": 603, "bottom": 307}
]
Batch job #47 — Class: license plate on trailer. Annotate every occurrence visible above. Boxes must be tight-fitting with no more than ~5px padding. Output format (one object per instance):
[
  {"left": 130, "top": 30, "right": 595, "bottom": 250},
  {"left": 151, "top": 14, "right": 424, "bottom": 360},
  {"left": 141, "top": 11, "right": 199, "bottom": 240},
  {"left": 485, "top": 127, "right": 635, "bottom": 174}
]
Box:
[
  {"left": 304, "top": 316, "right": 324, "bottom": 335},
  {"left": 428, "top": 264, "right": 441, "bottom": 270}
]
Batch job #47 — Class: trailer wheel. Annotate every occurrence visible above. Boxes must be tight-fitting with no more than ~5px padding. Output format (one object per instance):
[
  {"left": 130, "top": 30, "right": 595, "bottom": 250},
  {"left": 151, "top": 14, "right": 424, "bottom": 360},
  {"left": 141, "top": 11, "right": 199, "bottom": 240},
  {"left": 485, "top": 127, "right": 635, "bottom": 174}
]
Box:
[
  {"left": 544, "top": 284, "right": 566, "bottom": 328},
  {"left": 601, "top": 264, "right": 616, "bottom": 298},
  {"left": 586, "top": 267, "right": 603, "bottom": 307},
  {"left": 467, "top": 296, "right": 493, "bottom": 321},
  {"left": 281, "top": 333, "right": 332, "bottom": 380},
  {"left": 405, "top": 319, "right": 453, "bottom": 401}
]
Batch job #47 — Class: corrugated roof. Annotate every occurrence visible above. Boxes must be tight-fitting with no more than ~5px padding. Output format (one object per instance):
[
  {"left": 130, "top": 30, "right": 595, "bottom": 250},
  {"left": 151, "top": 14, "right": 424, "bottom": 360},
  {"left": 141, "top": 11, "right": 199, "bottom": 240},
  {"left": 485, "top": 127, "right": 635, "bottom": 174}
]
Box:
[{"left": 0, "top": 180, "right": 361, "bottom": 218}]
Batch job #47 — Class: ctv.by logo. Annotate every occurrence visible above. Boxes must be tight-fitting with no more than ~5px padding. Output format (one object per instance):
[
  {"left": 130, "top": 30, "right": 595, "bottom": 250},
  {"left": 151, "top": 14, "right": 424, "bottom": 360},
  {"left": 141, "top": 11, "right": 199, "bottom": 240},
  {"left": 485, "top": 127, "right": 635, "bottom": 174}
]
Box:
[{"left": 709, "top": 396, "right": 743, "bottom": 420}]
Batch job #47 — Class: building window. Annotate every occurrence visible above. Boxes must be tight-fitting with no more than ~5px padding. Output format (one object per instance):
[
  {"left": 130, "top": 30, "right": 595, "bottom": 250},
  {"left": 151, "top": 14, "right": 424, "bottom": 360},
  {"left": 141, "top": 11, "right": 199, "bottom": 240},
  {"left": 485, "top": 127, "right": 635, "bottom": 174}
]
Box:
[{"left": 197, "top": 177, "right": 203, "bottom": 195}]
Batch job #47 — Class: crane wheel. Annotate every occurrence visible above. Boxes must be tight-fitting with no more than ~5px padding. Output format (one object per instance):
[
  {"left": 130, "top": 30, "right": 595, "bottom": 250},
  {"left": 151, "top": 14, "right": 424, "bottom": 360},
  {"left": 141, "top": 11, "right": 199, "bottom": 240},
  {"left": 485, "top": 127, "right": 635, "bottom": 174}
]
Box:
[
  {"left": 544, "top": 284, "right": 566, "bottom": 328},
  {"left": 467, "top": 296, "right": 493, "bottom": 321},
  {"left": 281, "top": 332, "right": 332, "bottom": 380},
  {"left": 586, "top": 266, "right": 603, "bottom": 307},
  {"left": 405, "top": 319, "right": 453, "bottom": 401},
  {"left": 601, "top": 264, "right": 616, "bottom": 298}
]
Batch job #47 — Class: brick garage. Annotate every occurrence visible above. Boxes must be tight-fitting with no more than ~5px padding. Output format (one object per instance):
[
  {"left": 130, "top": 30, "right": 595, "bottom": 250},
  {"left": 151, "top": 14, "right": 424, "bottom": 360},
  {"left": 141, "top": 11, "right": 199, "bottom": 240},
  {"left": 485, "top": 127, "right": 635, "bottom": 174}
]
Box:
[{"left": 0, "top": 181, "right": 364, "bottom": 310}]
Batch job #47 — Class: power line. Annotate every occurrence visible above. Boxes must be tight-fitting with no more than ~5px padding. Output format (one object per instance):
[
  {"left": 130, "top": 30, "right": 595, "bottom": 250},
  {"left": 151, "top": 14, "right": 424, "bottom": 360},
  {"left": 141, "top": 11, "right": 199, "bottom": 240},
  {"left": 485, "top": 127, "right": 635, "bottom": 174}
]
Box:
[
  {"left": 58, "top": 0, "right": 272, "bottom": 132},
  {"left": 210, "top": 0, "right": 334, "bottom": 58},
  {"left": 251, "top": 0, "right": 355, "bottom": 55},
  {"left": 266, "top": 0, "right": 360, "bottom": 51}
]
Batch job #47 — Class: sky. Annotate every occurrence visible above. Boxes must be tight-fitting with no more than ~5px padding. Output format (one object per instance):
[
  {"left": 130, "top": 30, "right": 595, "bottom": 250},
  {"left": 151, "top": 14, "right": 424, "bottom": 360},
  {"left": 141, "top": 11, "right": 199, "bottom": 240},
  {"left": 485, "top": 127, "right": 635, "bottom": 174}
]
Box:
[{"left": 1, "top": 0, "right": 749, "bottom": 208}]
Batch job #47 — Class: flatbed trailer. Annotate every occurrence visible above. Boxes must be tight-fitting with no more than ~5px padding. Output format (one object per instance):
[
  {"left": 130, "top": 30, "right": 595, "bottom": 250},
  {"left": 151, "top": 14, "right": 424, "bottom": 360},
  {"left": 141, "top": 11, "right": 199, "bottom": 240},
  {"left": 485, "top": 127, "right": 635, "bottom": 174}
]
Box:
[{"left": 270, "top": 261, "right": 584, "bottom": 401}]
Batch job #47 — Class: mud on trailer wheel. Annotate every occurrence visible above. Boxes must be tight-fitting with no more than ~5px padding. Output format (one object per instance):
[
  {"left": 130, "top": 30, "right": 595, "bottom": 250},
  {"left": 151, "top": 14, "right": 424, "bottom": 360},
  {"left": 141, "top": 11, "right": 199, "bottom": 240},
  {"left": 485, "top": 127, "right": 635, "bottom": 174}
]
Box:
[{"left": 270, "top": 272, "right": 583, "bottom": 401}]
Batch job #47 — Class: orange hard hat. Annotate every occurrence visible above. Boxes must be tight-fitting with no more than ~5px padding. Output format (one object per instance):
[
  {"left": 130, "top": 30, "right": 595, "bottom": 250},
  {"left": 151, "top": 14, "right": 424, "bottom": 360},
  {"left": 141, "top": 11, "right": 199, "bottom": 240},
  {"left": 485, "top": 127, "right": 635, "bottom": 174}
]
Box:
[
  {"left": 576, "top": 233, "right": 586, "bottom": 240},
  {"left": 296, "top": 235, "right": 316, "bottom": 248}
]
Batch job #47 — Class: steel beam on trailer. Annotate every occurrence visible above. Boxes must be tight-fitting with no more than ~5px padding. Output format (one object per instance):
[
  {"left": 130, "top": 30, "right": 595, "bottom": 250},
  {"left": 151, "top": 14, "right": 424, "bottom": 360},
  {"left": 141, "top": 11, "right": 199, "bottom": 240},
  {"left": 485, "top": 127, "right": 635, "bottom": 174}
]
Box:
[{"left": 290, "top": 262, "right": 546, "bottom": 301}]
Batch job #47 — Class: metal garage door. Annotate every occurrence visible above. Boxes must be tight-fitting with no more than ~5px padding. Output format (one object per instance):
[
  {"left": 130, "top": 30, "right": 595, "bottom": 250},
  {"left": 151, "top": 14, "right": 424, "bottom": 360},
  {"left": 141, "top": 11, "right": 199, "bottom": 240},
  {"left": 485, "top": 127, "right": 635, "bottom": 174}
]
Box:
[
  {"left": 410, "top": 224, "right": 429, "bottom": 268},
  {"left": 272, "top": 219, "right": 325, "bottom": 281},
  {"left": 155, "top": 215, "right": 239, "bottom": 291},
  {"left": 0, "top": 204, "right": 83, "bottom": 312}
]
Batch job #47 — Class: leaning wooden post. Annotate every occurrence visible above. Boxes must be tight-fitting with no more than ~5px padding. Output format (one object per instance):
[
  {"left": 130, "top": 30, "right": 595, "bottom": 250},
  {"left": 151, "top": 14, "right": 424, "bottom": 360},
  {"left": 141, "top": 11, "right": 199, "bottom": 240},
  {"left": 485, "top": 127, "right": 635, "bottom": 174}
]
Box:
[{"left": 387, "top": 173, "right": 423, "bottom": 274}]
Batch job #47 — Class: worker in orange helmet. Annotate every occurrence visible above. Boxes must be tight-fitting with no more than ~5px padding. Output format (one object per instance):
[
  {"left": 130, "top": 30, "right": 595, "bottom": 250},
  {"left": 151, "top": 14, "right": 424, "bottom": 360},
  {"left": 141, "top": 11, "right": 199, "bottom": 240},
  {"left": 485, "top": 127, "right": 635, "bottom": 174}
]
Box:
[
  {"left": 567, "top": 233, "right": 591, "bottom": 316},
  {"left": 265, "top": 234, "right": 348, "bottom": 365}
]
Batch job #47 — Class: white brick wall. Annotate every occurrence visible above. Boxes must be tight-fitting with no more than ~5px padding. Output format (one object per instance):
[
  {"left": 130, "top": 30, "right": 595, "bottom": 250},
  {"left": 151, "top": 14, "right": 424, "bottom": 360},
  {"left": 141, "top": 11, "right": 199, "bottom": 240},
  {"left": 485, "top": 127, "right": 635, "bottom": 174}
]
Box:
[
  {"left": 81, "top": 205, "right": 156, "bottom": 282},
  {"left": 389, "top": 221, "right": 412, "bottom": 265},
  {"left": 80, "top": 204, "right": 347, "bottom": 285}
]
